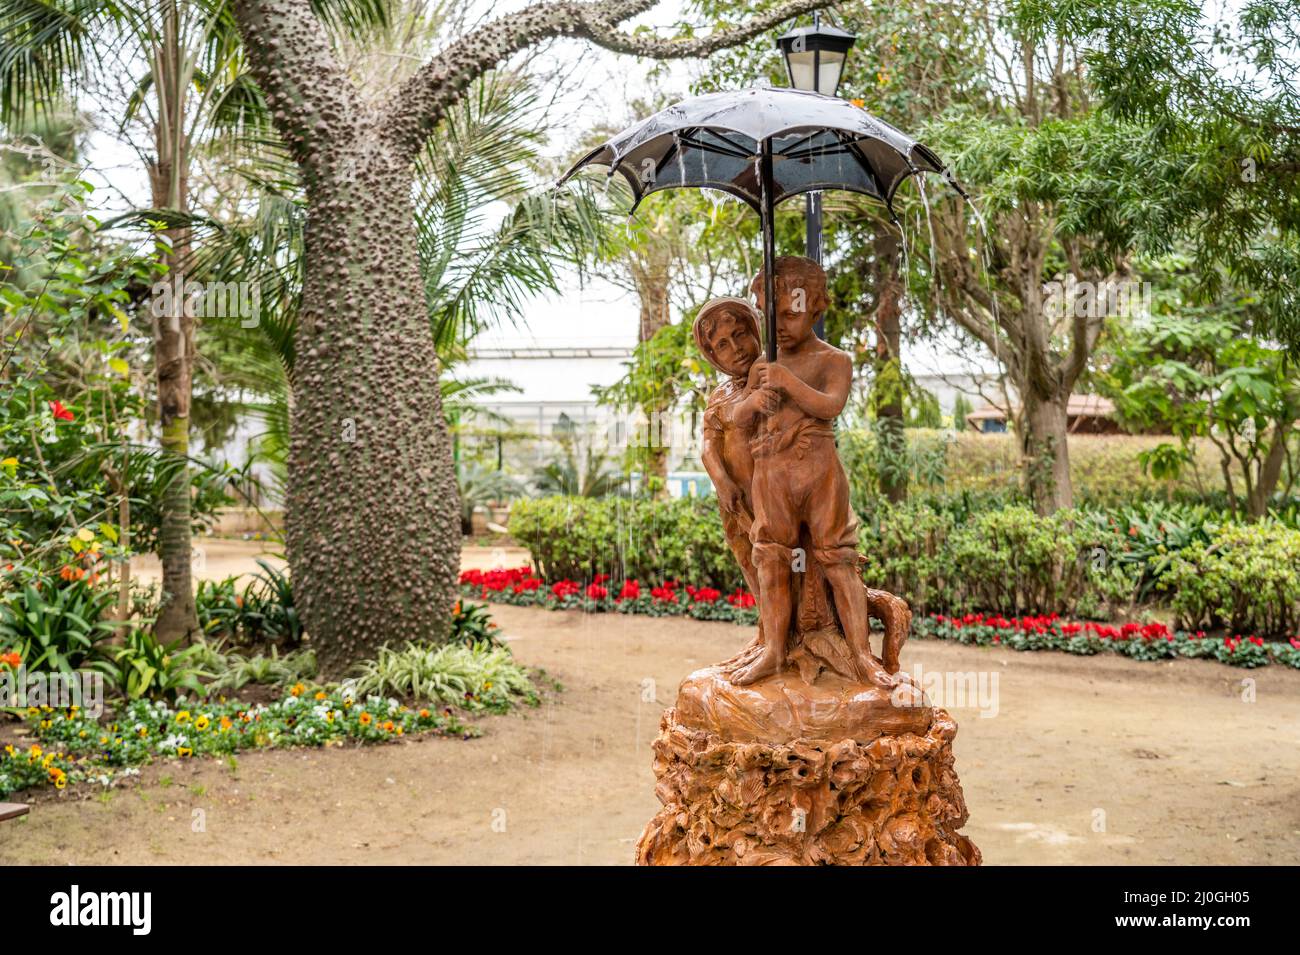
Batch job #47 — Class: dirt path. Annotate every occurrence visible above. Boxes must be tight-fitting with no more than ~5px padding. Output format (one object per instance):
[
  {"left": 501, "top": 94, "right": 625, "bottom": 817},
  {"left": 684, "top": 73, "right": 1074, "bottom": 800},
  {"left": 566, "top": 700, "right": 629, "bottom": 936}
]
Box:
[{"left": 3, "top": 594, "right": 1299, "bottom": 865}]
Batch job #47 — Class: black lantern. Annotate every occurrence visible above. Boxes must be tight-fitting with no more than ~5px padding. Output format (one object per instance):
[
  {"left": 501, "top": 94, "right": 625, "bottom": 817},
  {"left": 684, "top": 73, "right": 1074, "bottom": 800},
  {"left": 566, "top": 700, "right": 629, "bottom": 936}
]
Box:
[{"left": 776, "top": 14, "right": 857, "bottom": 97}]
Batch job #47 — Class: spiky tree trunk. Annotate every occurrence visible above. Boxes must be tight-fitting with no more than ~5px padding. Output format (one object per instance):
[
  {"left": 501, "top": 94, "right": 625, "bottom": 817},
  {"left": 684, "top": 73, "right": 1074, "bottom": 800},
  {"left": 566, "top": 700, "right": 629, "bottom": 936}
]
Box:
[
  {"left": 150, "top": 0, "right": 198, "bottom": 640},
  {"left": 871, "top": 231, "right": 906, "bottom": 504},
  {"left": 231, "top": 0, "right": 832, "bottom": 672}
]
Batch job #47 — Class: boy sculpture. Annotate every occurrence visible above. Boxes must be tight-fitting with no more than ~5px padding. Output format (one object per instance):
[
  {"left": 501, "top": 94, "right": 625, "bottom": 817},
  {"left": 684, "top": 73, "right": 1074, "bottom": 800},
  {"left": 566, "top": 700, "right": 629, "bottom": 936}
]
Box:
[{"left": 733, "top": 256, "right": 895, "bottom": 687}]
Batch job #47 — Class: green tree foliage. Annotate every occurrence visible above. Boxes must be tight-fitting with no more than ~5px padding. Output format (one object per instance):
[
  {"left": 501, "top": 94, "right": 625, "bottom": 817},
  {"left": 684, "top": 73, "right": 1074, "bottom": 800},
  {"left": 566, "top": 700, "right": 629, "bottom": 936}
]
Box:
[
  {"left": 1099, "top": 304, "right": 1300, "bottom": 519},
  {"left": 1020, "top": 0, "right": 1300, "bottom": 351}
]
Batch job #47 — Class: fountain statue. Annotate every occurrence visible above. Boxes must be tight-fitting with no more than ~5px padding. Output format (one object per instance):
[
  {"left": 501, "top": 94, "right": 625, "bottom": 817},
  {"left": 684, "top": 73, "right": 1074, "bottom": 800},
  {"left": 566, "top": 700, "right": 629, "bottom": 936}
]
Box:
[{"left": 635, "top": 256, "right": 981, "bottom": 866}]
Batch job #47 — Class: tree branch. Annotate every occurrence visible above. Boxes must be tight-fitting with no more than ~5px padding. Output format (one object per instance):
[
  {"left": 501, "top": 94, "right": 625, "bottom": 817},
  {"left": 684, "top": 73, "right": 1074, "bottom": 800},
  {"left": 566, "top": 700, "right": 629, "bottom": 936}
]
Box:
[
  {"left": 233, "top": 0, "right": 361, "bottom": 171},
  {"left": 382, "top": 0, "right": 835, "bottom": 162}
]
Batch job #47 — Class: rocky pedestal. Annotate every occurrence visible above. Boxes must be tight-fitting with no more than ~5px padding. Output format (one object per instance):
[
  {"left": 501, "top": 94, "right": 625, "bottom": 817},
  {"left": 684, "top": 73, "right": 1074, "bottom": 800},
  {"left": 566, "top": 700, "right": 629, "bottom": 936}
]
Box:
[{"left": 635, "top": 644, "right": 981, "bottom": 866}]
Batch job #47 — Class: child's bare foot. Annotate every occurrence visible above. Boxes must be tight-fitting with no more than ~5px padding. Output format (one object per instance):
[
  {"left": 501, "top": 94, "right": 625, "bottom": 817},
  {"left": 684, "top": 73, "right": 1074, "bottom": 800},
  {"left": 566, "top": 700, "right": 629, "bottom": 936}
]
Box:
[
  {"left": 855, "top": 649, "right": 899, "bottom": 688},
  {"left": 731, "top": 645, "right": 785, "bottom": 685}
]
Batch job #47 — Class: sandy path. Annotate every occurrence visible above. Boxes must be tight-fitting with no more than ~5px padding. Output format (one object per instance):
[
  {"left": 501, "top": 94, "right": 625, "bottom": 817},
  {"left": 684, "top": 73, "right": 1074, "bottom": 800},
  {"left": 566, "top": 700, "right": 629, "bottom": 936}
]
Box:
[{"left": 3, "top": 597, "right": 1299, "bottom": 865}]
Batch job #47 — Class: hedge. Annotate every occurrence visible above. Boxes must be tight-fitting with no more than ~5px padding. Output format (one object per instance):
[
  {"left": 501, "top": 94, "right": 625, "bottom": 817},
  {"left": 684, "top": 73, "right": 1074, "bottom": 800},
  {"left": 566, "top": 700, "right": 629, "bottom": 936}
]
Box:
[
  {"left": 840, "top": 429, "right": 1230, "bottom": 506},
  {"left": 509, "top": 496, "right": 1300, "bottom": 637}
]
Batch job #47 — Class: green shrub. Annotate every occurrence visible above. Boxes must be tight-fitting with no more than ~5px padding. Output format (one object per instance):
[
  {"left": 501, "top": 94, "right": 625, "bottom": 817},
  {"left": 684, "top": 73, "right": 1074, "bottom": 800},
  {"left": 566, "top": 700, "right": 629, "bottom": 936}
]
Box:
[
  {"left": 195, "top": 559, "right": 302, "bottom": 647},
  {"left": 104, "top": 631, "right": 210, "bottom": 702},
  {"left": 949, "top": 507, "right": 1086, "bottom": 615},
  {"left": 857, "top": 501, "right": 959, "bottom": 614},
  {"left": 349, "top": 642, "right": 538, "bottom": 714},
  {"left": 1161, "top": 523, "right": 1300, "bottom": 636},
  {"left": 858, "top": 504, "right": 1086, "bottom": 616},
  {"left": 205, "top": 644, "right": 318, "bottom": 693},
  {"left": 509, "top": 496, "right": 740, "bottom": 590},
  {"left": 0, "top": 575, "right": 119, "bottom": 675}
]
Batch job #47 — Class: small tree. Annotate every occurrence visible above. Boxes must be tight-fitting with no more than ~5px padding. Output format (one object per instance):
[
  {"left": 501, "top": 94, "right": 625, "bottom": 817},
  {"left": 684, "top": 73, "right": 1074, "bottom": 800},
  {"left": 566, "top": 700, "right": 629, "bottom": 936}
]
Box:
[{"left": 1101, "top": 309, "right": 1300, "bottom": 519}]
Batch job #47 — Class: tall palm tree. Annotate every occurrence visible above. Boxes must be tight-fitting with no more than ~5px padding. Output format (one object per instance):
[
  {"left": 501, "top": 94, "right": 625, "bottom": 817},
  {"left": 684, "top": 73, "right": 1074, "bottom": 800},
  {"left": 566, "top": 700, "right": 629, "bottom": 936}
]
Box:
[{"left": 0, "top": 0, "right": 385, "bottom": 639}]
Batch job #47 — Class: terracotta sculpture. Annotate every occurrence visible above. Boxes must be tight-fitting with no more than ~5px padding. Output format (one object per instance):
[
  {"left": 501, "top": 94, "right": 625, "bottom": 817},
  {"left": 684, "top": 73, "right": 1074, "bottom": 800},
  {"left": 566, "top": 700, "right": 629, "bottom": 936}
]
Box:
[
  {"left": 695, "top": 297, "right": 763, "bottom": 605},
  {"left": 636, "top": 256, "right": 980, "bottom": 866}
]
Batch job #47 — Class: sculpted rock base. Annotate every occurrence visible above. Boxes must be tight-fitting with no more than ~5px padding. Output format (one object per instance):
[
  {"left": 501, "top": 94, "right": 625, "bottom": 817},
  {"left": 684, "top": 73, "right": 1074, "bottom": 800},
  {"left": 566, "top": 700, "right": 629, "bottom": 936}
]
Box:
[{"left": 635, "top": 690, "right": 981, "bottom": 866}]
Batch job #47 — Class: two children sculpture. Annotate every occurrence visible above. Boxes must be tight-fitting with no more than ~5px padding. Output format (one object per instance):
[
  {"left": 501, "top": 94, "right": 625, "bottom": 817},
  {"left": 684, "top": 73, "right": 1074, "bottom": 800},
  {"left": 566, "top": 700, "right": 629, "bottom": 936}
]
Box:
[{"left": 696, "top": 256, "right": 909, "bottom": 690}]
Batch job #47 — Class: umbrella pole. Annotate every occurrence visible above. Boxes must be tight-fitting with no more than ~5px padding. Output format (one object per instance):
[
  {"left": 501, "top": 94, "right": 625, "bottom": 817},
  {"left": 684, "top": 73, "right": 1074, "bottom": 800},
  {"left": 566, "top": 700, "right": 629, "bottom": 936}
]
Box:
[{"left": 759, "top": 137, "right": 777, "bottom": 364}]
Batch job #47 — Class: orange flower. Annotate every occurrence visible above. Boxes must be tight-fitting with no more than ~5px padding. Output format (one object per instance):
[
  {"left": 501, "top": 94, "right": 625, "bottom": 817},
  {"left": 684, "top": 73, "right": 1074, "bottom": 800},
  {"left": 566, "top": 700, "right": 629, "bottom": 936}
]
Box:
[
  {"left": 0, "top": 651, "right": 21, "bottom": 668},
  {"left": 359, "top": 712, "right": 372, "bottom": 725},
  {"left": 418, "top": 709, "right": 430, "bottom": 719}
]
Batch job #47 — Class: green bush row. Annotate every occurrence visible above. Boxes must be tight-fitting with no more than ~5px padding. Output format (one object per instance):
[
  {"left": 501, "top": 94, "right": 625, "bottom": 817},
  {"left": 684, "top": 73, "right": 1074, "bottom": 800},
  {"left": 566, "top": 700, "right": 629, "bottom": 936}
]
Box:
[
  {"left": 509, "top": 496, "right": 746, "bottom": 591},
  {"left": 510, "top": 496, "right": 1300, "bottom": 637}
]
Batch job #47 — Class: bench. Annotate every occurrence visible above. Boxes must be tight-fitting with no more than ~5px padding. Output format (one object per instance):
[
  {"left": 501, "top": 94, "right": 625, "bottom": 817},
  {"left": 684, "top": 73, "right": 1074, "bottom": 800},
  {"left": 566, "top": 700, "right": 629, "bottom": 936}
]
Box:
[{"left": 0, "top": 802, "right": 30, "bottom": 822}]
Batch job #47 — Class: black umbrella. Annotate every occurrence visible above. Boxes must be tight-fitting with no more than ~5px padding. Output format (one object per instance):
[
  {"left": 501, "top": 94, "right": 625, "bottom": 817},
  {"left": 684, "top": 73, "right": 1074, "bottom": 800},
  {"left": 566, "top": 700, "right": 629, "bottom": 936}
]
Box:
[{"left": 559, "top": 86, "right": 964, "bottom": 361}]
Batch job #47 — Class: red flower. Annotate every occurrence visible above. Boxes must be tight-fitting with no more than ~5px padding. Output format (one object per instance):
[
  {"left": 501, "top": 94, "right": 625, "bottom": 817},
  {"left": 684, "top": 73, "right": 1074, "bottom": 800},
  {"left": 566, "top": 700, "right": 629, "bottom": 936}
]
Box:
[
  {"left": 49, "top": 400, "right": 74, "bottom": 422},
  {"left": 726, "top": 588, "right": 755, "bottom": 609},
  {"left": 586, "top": 583, "right": 608, "bottom": 600},
  {"left": 618, "top": 580, "right": 641, "bottom": 601},
  {"left": 550, "top": 580, "right": 580, "bottom": 599},
  {"left": 692, "top": 587, "right": 721, "bottom": 604}
]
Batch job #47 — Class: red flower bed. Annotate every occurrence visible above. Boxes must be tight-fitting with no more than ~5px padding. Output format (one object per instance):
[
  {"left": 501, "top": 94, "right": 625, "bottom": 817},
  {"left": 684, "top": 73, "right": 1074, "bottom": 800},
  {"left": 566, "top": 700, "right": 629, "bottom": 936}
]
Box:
[{"left": 455, "top": 568, "right": 1300, "bottom": 670}]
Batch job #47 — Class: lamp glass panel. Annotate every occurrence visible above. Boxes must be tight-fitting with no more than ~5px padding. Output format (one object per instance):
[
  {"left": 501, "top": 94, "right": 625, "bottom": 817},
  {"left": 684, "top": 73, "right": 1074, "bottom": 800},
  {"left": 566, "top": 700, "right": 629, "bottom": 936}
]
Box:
[
  {"left": 786, "top": 50, "right": 817, "bottom": 90},
  {"left": 816, "top": 51, "right": 846, "bottom": 95}
]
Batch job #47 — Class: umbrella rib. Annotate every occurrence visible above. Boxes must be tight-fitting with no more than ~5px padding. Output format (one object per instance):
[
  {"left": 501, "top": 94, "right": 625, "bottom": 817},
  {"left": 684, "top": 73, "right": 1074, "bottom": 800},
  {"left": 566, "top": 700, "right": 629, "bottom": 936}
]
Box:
[
  {"left": 774, "top": 130, "right": 824, "bottom": 156},
  {"left": 693, "top": 130, "right": 755, "bottom": 157},
  {"left": 782, "top": 141, "right": 857, "bottom": 161},
  {"left": 677, "top": 134, "right": 752, "bottom": 161},
  {"left": 651, "top": 126, "right": 695, "bottom": 186}
]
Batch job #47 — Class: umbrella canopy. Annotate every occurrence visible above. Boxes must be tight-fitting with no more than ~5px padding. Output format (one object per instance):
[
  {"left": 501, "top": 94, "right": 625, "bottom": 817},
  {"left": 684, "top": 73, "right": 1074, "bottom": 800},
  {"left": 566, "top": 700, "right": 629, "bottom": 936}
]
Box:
[{"left": 559, "top": 86, "right": 961, "bottom": 361}]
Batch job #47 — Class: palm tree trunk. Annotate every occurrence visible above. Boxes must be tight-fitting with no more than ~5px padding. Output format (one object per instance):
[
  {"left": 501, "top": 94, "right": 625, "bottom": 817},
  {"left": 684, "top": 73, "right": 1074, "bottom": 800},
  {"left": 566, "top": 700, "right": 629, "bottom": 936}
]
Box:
[{"left": 149, "top": 3, "right": 198, "bottom": 640}]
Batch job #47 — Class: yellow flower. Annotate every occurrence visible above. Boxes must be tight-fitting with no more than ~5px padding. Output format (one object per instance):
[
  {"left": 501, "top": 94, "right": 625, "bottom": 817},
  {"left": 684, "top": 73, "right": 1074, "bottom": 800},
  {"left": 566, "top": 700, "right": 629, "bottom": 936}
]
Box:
[
  {"left": 79, "top": 730, "right": 87, "bottom": 738},
  {"left": 26, "top": 707, "right": 39, "bottom": 717},
  {"left": 28, "top": 744, "right": 41, "bottom": 758},
  {"left": 175, "top": 710, "right": 191, "bottom": 724},
  {"left": 3, "top": 744, "right": 14, "bottom": 757},
  {"left": 194, "top": 715, "right": 210, "bottom": 731},
  {"left": 42, "top": 753, "right": 54, "bottom": 768},
  {"left": 177, "top": 746, "right": 192, "bottom": 757}
]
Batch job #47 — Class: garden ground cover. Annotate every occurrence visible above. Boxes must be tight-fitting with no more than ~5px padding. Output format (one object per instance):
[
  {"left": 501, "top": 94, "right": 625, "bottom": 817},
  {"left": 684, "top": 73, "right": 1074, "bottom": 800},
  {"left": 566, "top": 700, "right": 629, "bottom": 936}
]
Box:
[{"left": 2, "top": 548, "right": 1298, "bottom": 865}]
